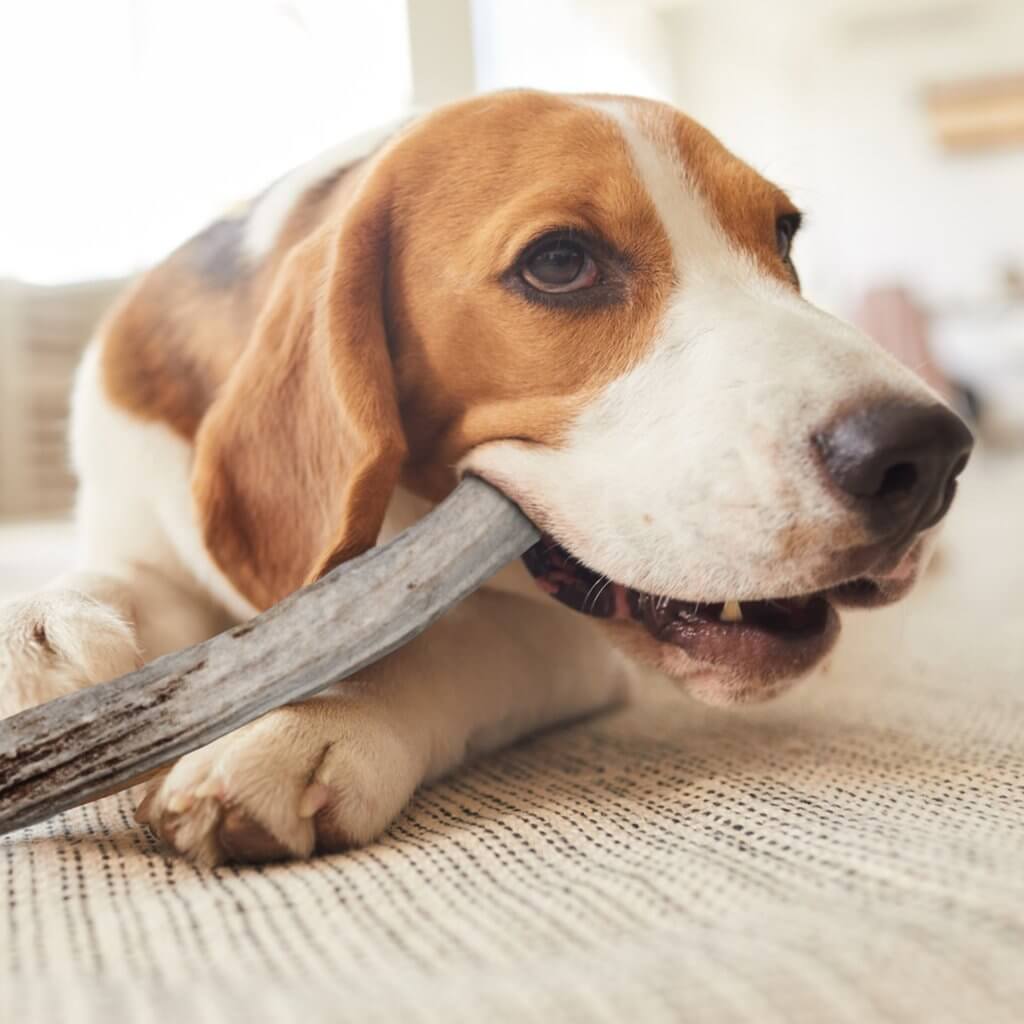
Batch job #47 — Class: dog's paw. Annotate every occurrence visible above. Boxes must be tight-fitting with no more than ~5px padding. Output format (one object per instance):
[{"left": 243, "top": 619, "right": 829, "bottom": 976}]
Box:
[
  {"left": 135, "top": 703, "right": 422, "bottom": 866},
  {"left": 0, "top": 589, "right": 140, "bottom": 716}
]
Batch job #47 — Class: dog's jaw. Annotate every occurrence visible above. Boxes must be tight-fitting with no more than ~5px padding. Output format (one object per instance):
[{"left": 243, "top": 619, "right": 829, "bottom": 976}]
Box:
[{"left": 510, "top": 531, "right": 934, "bottom": 704}]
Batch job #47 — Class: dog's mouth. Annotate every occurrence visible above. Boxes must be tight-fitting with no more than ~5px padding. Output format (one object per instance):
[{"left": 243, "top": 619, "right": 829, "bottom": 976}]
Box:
[{"left": 522, "top": 536, "right": 908, "bottom": 681}]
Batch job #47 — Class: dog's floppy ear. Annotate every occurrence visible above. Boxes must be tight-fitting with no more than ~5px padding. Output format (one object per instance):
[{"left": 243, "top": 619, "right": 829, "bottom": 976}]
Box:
[{"left": 192, "top": 176, "right": 406, "bottom": 610}]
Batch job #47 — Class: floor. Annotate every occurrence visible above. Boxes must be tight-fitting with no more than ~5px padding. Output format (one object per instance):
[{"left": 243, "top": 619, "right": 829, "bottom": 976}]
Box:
[{"left": 2, "top": 452, "right": 1023, "bottom": 1023}]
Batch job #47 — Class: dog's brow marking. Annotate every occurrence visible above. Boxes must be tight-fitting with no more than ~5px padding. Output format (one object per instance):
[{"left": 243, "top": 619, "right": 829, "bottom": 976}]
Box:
[{"left": 580, "top": 99, "right": 739, "bottom": 284}]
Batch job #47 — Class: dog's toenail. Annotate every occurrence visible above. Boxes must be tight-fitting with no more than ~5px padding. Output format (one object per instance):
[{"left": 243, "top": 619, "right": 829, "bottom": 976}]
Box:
[
  {"left": 193, "top": 780, "right": 223, "bottom": 801},
  {"left": 166, "top": 792, "right": 193, "bottom": 814}
]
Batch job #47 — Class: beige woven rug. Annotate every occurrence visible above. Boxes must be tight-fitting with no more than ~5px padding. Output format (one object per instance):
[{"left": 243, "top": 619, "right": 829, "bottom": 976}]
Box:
[{"left": 3, "top": 456, "right": 1023, "bottom": 1023}]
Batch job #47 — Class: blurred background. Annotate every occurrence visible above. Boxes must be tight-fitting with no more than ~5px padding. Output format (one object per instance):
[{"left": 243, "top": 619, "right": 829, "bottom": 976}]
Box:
[{"left": 1, "top": 0, "right": 1022, "bottom": 567}]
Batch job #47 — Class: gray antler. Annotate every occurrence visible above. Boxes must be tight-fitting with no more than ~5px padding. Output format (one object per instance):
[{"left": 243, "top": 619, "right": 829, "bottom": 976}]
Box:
[{"left": 0, "top": 477, "right": 538, "bottom": 836}]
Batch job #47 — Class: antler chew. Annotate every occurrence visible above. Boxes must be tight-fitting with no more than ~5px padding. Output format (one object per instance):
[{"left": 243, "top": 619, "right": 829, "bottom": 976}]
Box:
[{"left": 0, "top": 477, "right": 538, "bottom": 837}]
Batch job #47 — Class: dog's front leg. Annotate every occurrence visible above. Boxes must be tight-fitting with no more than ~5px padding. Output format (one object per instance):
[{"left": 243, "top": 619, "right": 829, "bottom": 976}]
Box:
[{"left": 137, "top": 588, "right": 631, "bottom": 865}]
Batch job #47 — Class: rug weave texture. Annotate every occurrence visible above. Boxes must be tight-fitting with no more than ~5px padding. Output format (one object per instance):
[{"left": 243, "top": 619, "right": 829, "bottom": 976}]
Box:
[{"left": 3, "top": 460, "right": 1023, "bottom": 1023}]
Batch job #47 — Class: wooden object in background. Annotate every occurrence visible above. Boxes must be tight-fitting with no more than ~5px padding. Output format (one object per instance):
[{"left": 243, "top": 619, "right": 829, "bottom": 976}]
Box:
[
  {"left": 0, "top": 278, "right": 125, "bottom": 521},
  {"left": 925, "top": 73, "right": 1024, "bottom": 152}
]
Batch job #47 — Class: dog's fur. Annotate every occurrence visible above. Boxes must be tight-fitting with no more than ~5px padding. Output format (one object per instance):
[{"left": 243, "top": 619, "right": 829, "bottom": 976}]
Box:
[{"left": 0, "top": 92, "right": 951, "bottom": 864}]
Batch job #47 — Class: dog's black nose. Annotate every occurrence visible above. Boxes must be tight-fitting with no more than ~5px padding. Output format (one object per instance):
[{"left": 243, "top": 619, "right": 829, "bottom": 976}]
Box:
[{"left": 816, "top": 400, "right": 973, "bottom": 536}]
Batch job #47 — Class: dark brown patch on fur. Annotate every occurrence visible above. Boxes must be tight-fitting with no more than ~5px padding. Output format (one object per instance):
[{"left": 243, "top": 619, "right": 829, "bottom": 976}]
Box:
[
  {"left": 184, "top": 217, "right": 248, "bottom": 288},
  {"left": 101, "top": 159, "right": 366, "bottom": 441}
]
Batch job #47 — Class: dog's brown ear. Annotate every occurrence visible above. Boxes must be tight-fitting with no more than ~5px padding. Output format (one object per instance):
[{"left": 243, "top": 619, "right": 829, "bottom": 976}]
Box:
[{"left": 192, "top": 178, "right": 406, "bottom": 610}]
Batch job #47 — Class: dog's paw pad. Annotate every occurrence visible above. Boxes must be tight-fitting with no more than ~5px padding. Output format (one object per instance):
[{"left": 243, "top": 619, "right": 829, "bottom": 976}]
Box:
[
  {"left": 141, "top": 779, "right": 310, "bottom": 867},
  {"left": 217, "top": 808, "right": 294, "bottom": 863},
  {"left": 136, "top": 706, "right": 420, "bottom": 865},
  {"left": 136, "top": 731, "right": 320, "bottom": 865}
]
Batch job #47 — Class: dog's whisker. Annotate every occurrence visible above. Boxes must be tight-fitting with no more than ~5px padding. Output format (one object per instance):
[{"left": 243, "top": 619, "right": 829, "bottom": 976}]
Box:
[{"left": 583, "top": 574, "right": 612, "bottom": 613}]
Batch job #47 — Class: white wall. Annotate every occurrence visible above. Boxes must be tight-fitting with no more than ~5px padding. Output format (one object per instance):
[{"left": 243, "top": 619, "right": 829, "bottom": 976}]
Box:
[
  {"left": 409, "top": 0, "right": 476, "bottom": 106},
  {"left": 473, "top": 0, "right": 676, "bottom": 101}
]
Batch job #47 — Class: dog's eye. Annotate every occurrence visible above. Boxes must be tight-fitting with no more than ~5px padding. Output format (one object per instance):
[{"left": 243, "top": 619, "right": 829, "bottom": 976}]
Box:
[
  {"left": 521, "top": 238, "right": 599, "bottom": 293},
  {"left": 775, "top": 213, "right": 801, "bottom": 263}
]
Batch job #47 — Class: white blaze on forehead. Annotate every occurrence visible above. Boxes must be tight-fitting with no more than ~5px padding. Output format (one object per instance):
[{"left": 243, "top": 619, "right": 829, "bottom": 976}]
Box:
[
  {"left": 581, "top": 97, "right": 752, "bottom": 283},
  {"left": 243, "top": 116, "right": 412, "bottom": 261},
  {"left": 468, "top": 98, "right": 938, "bottom": 603}
]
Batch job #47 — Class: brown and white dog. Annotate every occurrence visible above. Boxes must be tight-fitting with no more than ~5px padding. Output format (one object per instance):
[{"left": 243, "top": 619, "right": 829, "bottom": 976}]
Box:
[{"left": 0, "top": 91, "right": 972, "bottom": 865}]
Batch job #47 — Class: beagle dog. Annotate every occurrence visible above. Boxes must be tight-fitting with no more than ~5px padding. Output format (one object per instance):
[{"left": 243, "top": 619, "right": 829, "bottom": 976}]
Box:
[{"left": 0, "top": 91, "right": 973, "bottom": 865}]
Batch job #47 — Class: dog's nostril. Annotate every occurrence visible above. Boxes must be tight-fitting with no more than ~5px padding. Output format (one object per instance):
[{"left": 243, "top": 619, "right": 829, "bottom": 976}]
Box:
[
  {"left": 816, "top": 399, "right": 974, "bottom": 538},
  {"left": 876, "top": 461, "right": 918, "bottom": 499}
]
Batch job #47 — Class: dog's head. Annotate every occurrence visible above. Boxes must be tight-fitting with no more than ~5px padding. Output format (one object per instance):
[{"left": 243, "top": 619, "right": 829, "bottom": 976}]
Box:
[{"left": 195, "top": 91, "right": 972, "bottom": 704}]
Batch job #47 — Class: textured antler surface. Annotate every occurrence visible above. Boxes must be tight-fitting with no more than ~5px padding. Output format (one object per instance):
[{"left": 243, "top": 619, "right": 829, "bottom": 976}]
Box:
[{"left": 0, "top": 477, "right": 538, "bottom": 836}]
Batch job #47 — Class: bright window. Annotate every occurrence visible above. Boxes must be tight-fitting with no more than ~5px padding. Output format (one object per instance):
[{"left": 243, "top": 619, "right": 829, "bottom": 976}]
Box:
[{"left": 0, "top": 0, "right": 411, "bottom": 283}]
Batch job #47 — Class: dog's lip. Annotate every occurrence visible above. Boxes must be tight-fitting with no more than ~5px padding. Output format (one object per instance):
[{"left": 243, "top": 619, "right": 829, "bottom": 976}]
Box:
[
  {"left": 829, "top": 576, "right": 906, "bottom": 608},
  {"left": 625, "top": 587, "right": 839, "bottom": 678},
  {"left": 521, "top": 533, "right": 915, "bottom": 678}
]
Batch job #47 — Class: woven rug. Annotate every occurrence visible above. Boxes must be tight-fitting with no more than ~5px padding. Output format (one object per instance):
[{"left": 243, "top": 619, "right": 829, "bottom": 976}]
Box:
[{"left": 3, "top": 457, "right": 1024, "bottom": 1023}]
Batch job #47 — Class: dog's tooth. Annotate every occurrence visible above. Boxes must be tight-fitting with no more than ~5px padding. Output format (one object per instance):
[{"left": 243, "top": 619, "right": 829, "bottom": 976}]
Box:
[{"left": 720, "top": 600, "right": 744, "bottom": 623}]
